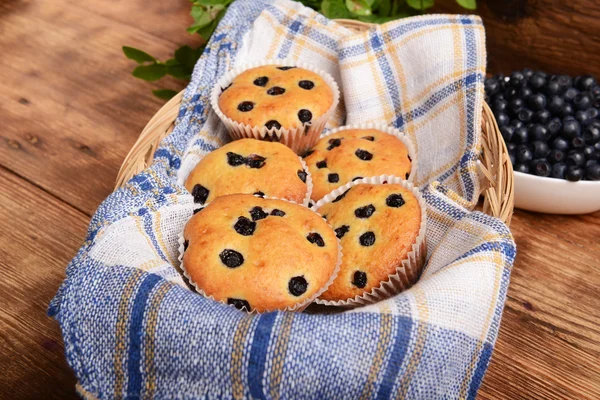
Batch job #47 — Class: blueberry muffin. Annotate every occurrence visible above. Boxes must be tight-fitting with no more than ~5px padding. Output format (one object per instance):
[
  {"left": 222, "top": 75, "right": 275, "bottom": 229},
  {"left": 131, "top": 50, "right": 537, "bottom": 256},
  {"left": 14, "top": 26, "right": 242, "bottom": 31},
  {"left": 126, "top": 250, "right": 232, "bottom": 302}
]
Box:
[
  {"left": 218, "top": 65, "right": 334, "bottom": 131},
  {"left": 316, "top": 183, "right": 422, "bottom": 303},
  {"left": 304, "top": 128, "right": 413, "bottom": 202},
  {"left": 182, "top": 194, "right": 339, "bottom": 312},
  {"left": 184, "top": 139, "right": 310, "bottom": 205}
]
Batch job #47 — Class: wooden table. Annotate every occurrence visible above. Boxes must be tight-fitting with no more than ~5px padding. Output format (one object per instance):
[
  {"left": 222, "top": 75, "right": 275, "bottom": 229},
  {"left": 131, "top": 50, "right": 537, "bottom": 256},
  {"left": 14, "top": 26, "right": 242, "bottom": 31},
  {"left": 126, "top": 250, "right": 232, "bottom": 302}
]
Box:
[{"left": 1, "top": 1, "right": 599, "bottom": 399}]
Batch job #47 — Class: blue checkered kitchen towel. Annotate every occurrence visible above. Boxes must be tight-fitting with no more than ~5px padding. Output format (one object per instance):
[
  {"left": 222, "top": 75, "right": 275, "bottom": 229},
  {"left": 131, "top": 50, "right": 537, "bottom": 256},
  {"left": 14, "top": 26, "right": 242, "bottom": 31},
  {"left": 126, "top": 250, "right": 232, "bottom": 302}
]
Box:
[{"left": 49, "top": 0, "right": 516, "bottom": 398}]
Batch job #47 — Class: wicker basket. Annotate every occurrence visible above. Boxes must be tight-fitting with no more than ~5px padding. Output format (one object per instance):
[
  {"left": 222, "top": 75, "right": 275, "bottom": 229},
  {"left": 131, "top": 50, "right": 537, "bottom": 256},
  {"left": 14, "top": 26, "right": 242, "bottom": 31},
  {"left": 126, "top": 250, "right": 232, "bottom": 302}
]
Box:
[{"left": 115, "top": 20, "right": 514, "bottom": 225}]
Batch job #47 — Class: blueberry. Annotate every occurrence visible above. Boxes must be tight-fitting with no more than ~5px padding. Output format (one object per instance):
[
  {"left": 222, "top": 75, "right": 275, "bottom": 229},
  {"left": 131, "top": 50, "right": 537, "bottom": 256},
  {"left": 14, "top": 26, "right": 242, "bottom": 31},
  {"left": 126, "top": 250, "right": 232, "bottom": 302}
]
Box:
[
  {"left": 335, "top": 225, "right": 349, "bottom": 239},
  {"left": 298, "top": 80, "right": 315, "bottom": 90},
  {"left": 509, "top": 98, "right": 525, "bottom": 114},
  {"left": 548, "top": 95, "right": 565, "bottom": 115},
  {"left": 298, "top": 109, "right": 312, "bottom": 124},
  {"left": 267, "top": 86, "right": 286, "bottom": 96},
  {"left": 510, "top": 71, "right": 525, "bottom": 87},
  {"left": 362, "top": 136, "right": 375, "bottom": 141},
  {"left": 297, "top": 169, "right": 307, "bottom": 183},
  {"left": 522, "top": 68, "right": 534, "bottom": 78},
  {"left": 530, "top": 159, "right": 551, "bottom": 177},
  {"left": 557, "top": 74, "right": 572, "bottom": 89},
  {"left": 529, "top": 124, "right": 548, "bottom": 141},
  {"left": 288, "top": 276, "right": 308, "bottom": 296},
  {"left": 577, "top": 75, "right": 597, "bottom": 91},
  {"left": 552, "top": 163, "right": 567, "bottom": 179},
  {"left": 529, "top": 73, "right": 546, "bottom": 90},
  {"left": 566, "top": 150, "right": 586, "bottom": 167},
  {"left": 265, "top": 120, "right": 282, "bottom": 130},
  {"left": 247, "top": 154, "right": 266, "bottom": 168},
  {"left": 277, "top": 66, "right": 295, "bottom": 71},
  {"left": 355, "top": 204, "right": 376, "bottom": 218},
  {"left": 226, "top": 152, "right": 246, "bottom": 167},
  {"left": 513, "top": 126, "right": 529, "bottom": 144},
  {"left": 517, "top": 109, "right": 533, "bottom": 123},
  {"left": 506, "top": 142, "right": 517, "bottom": 152},
  {"left": 493, "top": 98, "right": 508, "bottom": 114},
  {"left": 192, "top": 184, "right": 210, "bottom": 204},
  {"left": 528, "top": 93, "right": 546, "bottom": 111},
  {"left": 227, "top": 298, "right": 251, "bottom": 311},
  {"left": 545, "top": 80, "right": 561, "bottom": 96},
  {"left": 514, "top": 163, "right": 529, "bottom": 173},
  {"left": 500, "top": 126, "right": 514, "bottom": 142},
  {"left": 532, "top": 141, "right": 550, "bottom": 158},
  {"left": 548, "top": 149, "right": 565, "bottom": 164},
  {"left": 533, "top": 109, "right": 551, "bottom": 124},
  {"left": 234, "top": 216, "right": 256, "bottom": 236},
  {"left": 574, "top": 94, "right": 592, "bottom": 110},
  {"left": 587, "top": 163, "right": 600, "bottom": 180},
  {"left": 552, "top": 137, "right": 570, "bottom": 151},
  {"left": 511, "top": 119, "right": 524, "bottom": 129},
  {"left": 561, "top": 103, "right": 574, "bottom": 117},
  {"left": 584, "top": 126, "right": 600, "bottom": 144},
  {"left": 485, "top": 78, "right": 500, "bottom": 95},
  {"left": 355, "top": 149, "right": 373, "bottom": 161},
  {"left": 566, "top": 166, "right": 584, "bottom": 181},
  {"left": 586, "top": 160, "right": 597, "bottom": 169},
  {"left": 306, "top": 232, "right": 325, "bottom": 247},
  {"left": 328, "top": 173, "right": 339, "bottom": 183},
  {"left": 583, "top": 146, "right": 596, "bottom": 160},
  {"left": 237, "top": 101, "right": 254, "bottom": 112},
  {"left": 496, "top": 113, "right": 510, "bottom": 126},
  {"left": 547, "top": 118, "right": 562, "bottom": 137},
  {"left": 519, "top": 87, "right": 533, "bottom": 100},
  {"left": 253, "top": 76, "right": 269, "bottom": 87},
  {"left": 327, "top": 138, "right": 342, "bottom": 150},
  {"left": 562, "top": 119, "right": 581, "bottom": 139},
  {"left": 586, "top": 107, "right": 599, "bottom": 120},
  {"left": 219, "top": 249, "right": 244, "bottom": 268},
  {"left": 271, "top": 209, "right": 286, "bottom": 217},
  {"left": 516, "top": 145, "right": 533, "bottom": 163},
  {"left": 327, "top": 190, "right": 348, "bottom": 204},
  {"left": 359, "top": 232, "right": 376, "bottom": 246},
  {"left": 509, "top": 151, "right": 516, "bottom": 166},
  {"left": 316, "top": 160, "right": 327, "bottom": 169},
  {"left": 352, "top": 271, "right": 367, "bottom": 288},
  {"left": 386, "top": 193, "right": 405, "bottom": 208},
  {"left": 571, "top": 136, "right": 585, "bottom": 149},
  {"left": 575, "top": 110, "right": 591, "bottom": 126},
  {"left": 564, "top": 87, "right": 579, "bottom": 102},
  {"left": 250, "top": 206, "right": 268, "bottom": 221}
]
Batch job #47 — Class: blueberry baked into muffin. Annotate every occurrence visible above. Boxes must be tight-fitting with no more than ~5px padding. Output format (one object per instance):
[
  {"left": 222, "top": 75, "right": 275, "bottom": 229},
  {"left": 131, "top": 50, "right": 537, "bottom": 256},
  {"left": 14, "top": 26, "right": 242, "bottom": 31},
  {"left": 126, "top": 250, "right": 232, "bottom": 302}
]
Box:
[
  {"left": 184, "top": 139, "right": 311, "bottom": 205},
  {"left": 304, "top": 128, "right": 413, "bottom": 202},
  {"left": 182, "top": 194, "right": 339, "bottom": 312},
  {"left": 316, "top": 183, "right": 422, "bottom": 303},
  {"left": 218, "top": 65, "right": 334, "bottom": 131}
]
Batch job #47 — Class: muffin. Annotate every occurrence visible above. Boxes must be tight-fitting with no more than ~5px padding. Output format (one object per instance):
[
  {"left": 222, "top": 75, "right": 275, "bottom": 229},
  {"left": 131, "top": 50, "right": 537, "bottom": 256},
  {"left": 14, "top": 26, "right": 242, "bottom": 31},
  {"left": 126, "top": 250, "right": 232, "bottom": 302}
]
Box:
[
  {"left": 315, "top": 178, "right": 425, "bottom": 304},
  {"left": 304, "top": 126, "right": 414, "bottom": 202},
  {"left": 212, "top": 61, "right": 339, "bottom": 154},
  {"left": 181, "top": 194, "right": 340, "bottom": 312},
  {"left": 184, "top": 139, "right": 311, "bottom": 206}
]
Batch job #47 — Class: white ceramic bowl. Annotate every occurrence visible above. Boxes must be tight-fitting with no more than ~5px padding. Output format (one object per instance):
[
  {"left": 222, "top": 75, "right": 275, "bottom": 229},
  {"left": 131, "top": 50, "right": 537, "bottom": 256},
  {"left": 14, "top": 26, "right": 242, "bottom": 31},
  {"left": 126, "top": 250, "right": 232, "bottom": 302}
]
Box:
[{"left": 514, "top": 171, "right": 600, "bottom": 214}]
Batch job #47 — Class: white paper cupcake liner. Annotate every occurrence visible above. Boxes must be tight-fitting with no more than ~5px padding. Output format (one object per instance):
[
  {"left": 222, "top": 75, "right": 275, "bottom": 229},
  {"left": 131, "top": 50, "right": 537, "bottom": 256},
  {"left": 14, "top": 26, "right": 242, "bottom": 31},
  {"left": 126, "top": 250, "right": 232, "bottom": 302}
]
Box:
[
  {"left": 178, "top": 196, "right": 342, "bottom": 314},
  {"left": 311, "top": 174, "right": 427, "bottom": 307},
  {"left": 318, "top": 123, "right": 418, "bottom": 183},
  {"left": 210, "top": 59, "right": 340, "bottom": 155}
]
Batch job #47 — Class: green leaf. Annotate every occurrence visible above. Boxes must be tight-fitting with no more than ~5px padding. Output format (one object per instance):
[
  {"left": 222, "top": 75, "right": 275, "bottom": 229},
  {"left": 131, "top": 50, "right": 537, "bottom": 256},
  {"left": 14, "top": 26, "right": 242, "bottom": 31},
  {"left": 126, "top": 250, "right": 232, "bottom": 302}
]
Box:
[
  {"left": 132, "top": 64, "right": 167, "bottom": 81},
  {"left": 174, "top": 45, "right": 198, "bottom": 69},
  {"left": 193, "top": 0, "right": 228, "bottom": 5},
  {"left": 346, "top": 0, "right": 372, "bottom": 16},
  {"left": 152, "top": 89, "right": 179, "bottom": 100},
  {"left": 122, "top": 46, "right": 156, "bottom": 63},
  {"left": 165, "top": 58, "right": 179, "bottom": 66},
  {"left": 456, "top": 0, "right": 476, "bottom": 10},
  {"left": 321, "top": 0, "right": 351, "bottom": 18},
  {"left": 167, "top": 64, "right": 192, "bottom": 80},
  {"left": 189, "top": 5, "right": 213, "bottom": 29},
  {"left": 377, "top": 0, "right": 391, "bottom": 16},
  {"left": 406, "top": 0, "right": 435, "bottom": 10}
]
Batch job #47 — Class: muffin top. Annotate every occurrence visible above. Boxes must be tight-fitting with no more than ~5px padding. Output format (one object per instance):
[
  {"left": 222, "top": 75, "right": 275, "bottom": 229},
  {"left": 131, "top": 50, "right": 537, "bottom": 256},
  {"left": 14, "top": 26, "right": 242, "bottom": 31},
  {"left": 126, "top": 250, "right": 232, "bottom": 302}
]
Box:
[
  {"left": 316, "top": 183, "right": 421, "bottom": 303},
  {"left": 185, "top": 139, "right": 310, "bottom": 205},
  {"left": 304, "top": 129, "right": 412, "bottom": 201},
  {"left": 183, "top": 194, "right": 339, "bottom": 312},
  {"left": 218, "top": 65, "right": 333, "bottom": 130}
]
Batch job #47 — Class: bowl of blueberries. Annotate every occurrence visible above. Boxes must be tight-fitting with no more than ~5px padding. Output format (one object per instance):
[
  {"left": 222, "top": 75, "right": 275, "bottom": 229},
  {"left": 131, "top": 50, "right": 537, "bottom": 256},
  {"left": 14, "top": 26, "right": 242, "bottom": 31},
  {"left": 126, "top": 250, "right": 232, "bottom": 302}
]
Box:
[{"left": 485, "top": 69, "right": 600, "bottom": 214}]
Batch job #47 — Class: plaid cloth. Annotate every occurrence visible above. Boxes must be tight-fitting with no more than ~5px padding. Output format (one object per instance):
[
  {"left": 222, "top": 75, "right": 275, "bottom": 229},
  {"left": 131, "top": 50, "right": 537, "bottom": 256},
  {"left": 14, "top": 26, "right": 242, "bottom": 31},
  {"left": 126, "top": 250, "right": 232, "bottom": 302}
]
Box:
[{"left": 49, "top": 0, "right": 516, "bottom": 398}]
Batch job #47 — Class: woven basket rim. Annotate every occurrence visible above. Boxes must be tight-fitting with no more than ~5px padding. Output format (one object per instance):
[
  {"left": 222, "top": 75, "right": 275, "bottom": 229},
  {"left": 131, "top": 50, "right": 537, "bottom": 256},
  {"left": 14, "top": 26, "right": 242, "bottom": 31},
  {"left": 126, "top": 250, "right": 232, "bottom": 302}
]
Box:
[{"left": 115, "top": 20, "right": 514, "bottom": 225}]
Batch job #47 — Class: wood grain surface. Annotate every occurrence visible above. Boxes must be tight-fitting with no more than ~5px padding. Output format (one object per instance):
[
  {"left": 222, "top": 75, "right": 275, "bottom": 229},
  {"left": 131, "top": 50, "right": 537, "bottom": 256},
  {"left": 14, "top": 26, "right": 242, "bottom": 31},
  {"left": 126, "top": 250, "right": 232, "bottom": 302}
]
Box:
[{"left": 0, "top": 0, "right": 599, "bottom": 399}]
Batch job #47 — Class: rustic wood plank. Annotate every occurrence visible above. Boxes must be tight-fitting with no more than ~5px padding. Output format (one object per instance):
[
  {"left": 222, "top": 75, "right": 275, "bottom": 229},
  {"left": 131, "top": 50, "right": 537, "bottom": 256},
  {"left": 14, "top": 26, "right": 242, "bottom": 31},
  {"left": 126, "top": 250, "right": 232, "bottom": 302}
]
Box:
[
  {"left": 0, "top": 0, "right": 197, "bottom": 216},
  {"left": 479, "top": 209, "right": 600, "bottom": 400},
  {"left": 434, "top": 0, "right": 600, "bottom": 77},
  {"left": 0, "top": 166, "right": 88, "bottom": 400}
]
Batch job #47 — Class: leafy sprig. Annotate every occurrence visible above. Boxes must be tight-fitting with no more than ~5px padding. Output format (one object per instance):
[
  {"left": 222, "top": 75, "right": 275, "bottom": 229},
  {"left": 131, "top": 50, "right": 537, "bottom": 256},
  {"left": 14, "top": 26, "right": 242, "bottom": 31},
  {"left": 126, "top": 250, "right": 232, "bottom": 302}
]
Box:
[{"left": 124, "top": 0, "right": 476, "bottom": 100}]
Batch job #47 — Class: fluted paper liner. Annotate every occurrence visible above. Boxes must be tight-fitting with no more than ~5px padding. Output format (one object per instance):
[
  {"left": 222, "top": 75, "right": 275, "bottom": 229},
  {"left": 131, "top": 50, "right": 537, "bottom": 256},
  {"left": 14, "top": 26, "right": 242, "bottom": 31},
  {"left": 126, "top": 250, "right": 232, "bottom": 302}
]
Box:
[
  {"left": 177, "top": 196, "right": 342, "bottom": 314},
  {"left": 317, "top": 123, "right": 418, "bottom": 183},
  {"left": 210, "top": 59, "right": 340, "bottom": 155},
  {"left": 311, "top": 175, "right": 427, "bottom": 307}
]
